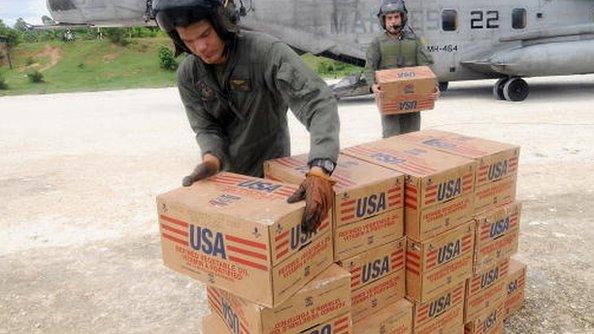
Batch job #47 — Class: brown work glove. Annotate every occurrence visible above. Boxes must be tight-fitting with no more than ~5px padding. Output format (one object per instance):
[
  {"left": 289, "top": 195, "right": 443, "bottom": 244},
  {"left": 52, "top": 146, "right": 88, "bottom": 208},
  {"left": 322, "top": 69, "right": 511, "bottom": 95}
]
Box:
[
  {"left": 182, "top": 155, "right": 220, "bottom": 187},
  {"left": 287, "top": 169, "right": 336, "bottom": 233}
]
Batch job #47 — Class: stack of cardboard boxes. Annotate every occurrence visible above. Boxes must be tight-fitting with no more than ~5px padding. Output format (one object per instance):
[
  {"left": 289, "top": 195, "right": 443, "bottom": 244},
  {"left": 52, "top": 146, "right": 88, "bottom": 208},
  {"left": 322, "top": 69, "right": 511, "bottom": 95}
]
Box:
[
  {"left": 264, "top": 154, "right": 410, "bottom": 331},
  {"left": 155, "top": 130, "right": 527, "bottom": 334},
  {"left": 399, "top": 130, "right": 527, "bottom": 333},
  {"left": 342, "top": 136, "right": 476, "bottom": 333},
  {"left": 156, "top": 172, "right": 352, "bottom": 333}
]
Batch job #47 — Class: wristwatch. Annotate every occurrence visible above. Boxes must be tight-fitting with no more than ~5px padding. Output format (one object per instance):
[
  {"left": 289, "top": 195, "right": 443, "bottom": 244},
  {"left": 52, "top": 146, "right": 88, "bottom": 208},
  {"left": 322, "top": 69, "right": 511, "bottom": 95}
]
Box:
[{"left": 309, "top": 158, "right": 336, "bottom": 175}]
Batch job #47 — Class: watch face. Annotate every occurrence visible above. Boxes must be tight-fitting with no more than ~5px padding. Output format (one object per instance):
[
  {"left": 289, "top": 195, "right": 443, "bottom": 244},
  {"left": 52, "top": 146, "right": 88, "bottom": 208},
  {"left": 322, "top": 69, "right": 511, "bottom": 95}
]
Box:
[{"left": 323, "top": 160, "right": 335, "bottom": 172}]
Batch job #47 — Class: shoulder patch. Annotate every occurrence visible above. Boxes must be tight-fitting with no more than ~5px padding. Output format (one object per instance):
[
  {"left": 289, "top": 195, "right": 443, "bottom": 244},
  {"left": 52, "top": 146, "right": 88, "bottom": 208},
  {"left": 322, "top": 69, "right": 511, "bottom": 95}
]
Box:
[{"left": 198, "top": 81, "right": 216, "bottom": 101}]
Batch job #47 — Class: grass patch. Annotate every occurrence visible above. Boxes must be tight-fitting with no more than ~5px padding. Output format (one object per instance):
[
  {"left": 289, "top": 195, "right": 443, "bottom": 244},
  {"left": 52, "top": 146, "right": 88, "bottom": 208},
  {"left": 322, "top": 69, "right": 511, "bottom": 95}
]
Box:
[
  {"left": 301, "top": 54, "right": 362, "bottom": 78},
  {"left": 0, "top": 39, "right": 362, "bottom": 96},
  {"left": 0, "top": 38, "right": 178, "bottom": 96}
]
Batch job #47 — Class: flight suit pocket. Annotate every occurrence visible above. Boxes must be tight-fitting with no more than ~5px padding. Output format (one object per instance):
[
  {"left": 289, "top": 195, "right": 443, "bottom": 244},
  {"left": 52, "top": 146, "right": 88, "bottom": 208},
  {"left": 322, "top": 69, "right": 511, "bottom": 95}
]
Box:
[
  {"left": 197, "top": 80, "right": 228, "bottom": 121},
  {"left": 229, "top": 77, "right": 257, "bottom": 117}
]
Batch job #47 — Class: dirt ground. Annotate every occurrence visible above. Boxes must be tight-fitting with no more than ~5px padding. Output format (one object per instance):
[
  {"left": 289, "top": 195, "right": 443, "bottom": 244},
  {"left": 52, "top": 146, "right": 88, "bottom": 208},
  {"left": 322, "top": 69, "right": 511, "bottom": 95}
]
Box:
[{"left": 1, "top": 75, "right": 593, "bottom": 333}]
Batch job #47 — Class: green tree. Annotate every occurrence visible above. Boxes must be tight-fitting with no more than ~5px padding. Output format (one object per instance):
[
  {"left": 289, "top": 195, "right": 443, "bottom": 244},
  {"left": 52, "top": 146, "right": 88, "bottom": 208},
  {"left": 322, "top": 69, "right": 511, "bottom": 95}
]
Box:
[
  {"left": 158, "top": 45, "right": 178, "bottom": 71},
  {"left": 0, "top": 20, "right": 21, "bottom": 47},
  {"left": 14, "top": 18, "right": 29, "bottom": 32}
]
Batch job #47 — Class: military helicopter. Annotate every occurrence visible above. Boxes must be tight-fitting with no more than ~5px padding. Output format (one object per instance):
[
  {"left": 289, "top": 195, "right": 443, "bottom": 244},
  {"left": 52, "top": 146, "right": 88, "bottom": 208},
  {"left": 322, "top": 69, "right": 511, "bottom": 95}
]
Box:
[{"left": 46, "top": 0, "right": 594, "bottom": 101}]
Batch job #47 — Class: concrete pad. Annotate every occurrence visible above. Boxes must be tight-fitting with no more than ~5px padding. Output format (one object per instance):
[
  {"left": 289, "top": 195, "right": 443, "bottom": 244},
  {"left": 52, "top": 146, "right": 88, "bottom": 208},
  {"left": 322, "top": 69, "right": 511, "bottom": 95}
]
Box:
[{"left": 1, "top": 75, "right": 593, "bottom": 333}]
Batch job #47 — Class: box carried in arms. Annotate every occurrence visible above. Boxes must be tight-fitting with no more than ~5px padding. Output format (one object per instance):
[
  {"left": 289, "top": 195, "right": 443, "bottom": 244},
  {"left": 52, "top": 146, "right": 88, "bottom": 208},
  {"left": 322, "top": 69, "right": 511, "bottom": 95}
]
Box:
[{"left": 374, "top": 66, "right": 438, "bottom": 115}]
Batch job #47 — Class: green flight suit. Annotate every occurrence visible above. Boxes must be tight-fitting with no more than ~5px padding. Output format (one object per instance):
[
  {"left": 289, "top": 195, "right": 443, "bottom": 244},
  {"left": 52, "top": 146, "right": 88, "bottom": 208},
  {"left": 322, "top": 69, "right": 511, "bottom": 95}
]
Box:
[
  {"left": 365, "top": 28, "right": 434, "bottom": 138},
  {"left": 177, "top": 31, "right": 340, "bottom": 177}
]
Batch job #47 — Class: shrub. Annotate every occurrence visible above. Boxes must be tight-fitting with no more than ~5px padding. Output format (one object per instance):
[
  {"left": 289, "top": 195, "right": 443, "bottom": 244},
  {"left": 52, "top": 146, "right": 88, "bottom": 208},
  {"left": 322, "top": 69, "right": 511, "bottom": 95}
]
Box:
[
  {"left": 316, "top": 59, "right": 335, "bottom": 75},
  {"left": 314, "top": 58, "right": 359, "bottom": 78},
  {"left": 25, "top": 57, "right": 35, "bottom": 66},
  {"left": 27, "top": 70, "right": 44, "bottom": 83},
  {"left": 0, "top": 75, "right": 7, "bottom": 90},
  {"left": 104, "top": 28, "right": 130, "bottom": 46},
  {"left": 158, "top": 46, "right": 178, "bottom": 71},
  {"left": 130, "top": 27, "right": 159, "bottom": 38}
]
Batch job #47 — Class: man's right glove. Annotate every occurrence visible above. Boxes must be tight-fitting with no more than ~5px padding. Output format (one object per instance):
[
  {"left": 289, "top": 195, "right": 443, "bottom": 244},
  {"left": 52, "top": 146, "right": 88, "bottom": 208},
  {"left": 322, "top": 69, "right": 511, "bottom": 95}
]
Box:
[
  {"left": 286, "top": 169, "right": 335, "bottom": 233},
  {"left": 182, "top": 155, "right": 221, "bottom": 187}
]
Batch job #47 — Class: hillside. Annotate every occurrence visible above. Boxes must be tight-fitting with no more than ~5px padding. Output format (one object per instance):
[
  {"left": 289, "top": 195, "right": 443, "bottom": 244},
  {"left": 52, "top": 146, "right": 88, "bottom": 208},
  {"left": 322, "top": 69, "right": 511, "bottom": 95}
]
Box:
[{"left": 0, "top": 37, "right": 360, "bottom": 96}]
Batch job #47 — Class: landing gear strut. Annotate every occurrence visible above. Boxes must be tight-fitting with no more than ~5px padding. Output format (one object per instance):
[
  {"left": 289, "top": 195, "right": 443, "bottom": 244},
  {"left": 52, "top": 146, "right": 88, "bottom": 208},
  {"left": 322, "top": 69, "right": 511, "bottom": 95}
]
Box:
[{"left": 493, "top": 77, "right": 529, "bottom": 102}]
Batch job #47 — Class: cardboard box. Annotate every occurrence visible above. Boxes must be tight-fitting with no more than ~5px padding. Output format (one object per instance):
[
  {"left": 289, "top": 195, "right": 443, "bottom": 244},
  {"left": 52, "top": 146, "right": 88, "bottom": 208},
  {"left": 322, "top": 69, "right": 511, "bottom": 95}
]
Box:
[
  {"left": 207, "top": 264, "right": 351, "bottom": 334},
  {"left": 203, "top": 312, "right": 353, "bottom": 334},
  {"left": 333, "top": 209, "right": 403, "bottom": 261},
  {"left": 376, "top": 93, "right": 437, "bottom": 115},
  {"left": 157, "top": 172, "right": 333, "bottom": 308},
  {"left": 339, "top": 238, "right": 405, "bottom": 293},
  {"left": 406, "top": 221, "right": 474, "bottom": 303},
  {"left": 264, "top": 154, "right": 404, "bottom": 261},
  {"left": 351, "top": 269, "right": 406, "bottom": 322},
  {"left": 376, "top": 66, "right": 437, "bottom": 97},
  {"left": 353, "top": 299, "right": 413, "bottom": 334},
  {"left": 343, "top": 138, "right": 476, "bottom": 241},
  {"left": 202, "top": 313, "right": 230, "bottom": 334},
  {"left": 465, "top": 260, "right": 508, "bottom": 322},
  {"left": 473, "top": 202, "right": 521, "bottom": 273},
  {"left": 464, "top": 300, "right": 504, "bottom": 334},
  {"left": 264, "top": 154, "right": 404, "bottom": 227},
  {"left": 412, "top": 282, "right": 465, "bottom": 334},
  {"left": 303, "top": 313, "right": 353, "bottom": 334},
  {"left": 504, "top": 258, "right": 526, "bottom": 318},
  {"left": 375, "top": 66, "right": 438, "bottom": 115},
  {"left": 399, "top": 130, "right": 519, "bottom": 213}
]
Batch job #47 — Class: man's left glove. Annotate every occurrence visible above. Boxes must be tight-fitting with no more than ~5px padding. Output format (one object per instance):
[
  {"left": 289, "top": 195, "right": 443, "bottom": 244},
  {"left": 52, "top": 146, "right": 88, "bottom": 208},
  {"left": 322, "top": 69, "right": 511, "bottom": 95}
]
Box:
[
  {"left": 286, "top": 169, "right": 336, "bottom": 233},
  {"left": 182, "top": 157, "right": 220, "bottom": 187}
]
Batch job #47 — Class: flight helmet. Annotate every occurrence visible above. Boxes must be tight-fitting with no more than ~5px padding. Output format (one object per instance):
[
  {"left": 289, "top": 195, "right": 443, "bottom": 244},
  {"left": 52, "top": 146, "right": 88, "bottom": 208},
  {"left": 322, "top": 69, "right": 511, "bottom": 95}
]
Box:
[
  {"left": 377, "top": 0, "right": 408, "bottom": 30},
  {"left": 152, "top": 0, "right": 239, "bottom": 55}
]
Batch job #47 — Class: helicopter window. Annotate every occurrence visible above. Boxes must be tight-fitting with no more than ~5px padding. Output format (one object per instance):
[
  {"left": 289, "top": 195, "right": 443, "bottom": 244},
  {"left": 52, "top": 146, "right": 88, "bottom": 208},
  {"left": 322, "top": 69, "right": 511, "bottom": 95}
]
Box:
[
  {"left": 512, "top": 8, "right": 527, "bottom": 29},
  {"left": 442, "top": 10, "right": 458, "bottom": 31}
]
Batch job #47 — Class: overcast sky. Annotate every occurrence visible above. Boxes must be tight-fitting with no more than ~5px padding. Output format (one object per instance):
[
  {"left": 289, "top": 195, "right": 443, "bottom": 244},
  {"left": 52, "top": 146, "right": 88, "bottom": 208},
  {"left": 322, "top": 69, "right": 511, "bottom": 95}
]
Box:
[{"left": 0, "top": 0, "right": 50, "bottom": 26}]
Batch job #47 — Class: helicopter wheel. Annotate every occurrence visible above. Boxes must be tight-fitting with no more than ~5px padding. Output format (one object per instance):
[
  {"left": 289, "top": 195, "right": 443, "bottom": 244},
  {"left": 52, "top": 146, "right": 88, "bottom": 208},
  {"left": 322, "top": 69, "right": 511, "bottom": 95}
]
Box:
[
  {"left": 493, "top": 78, "right": 508, "bottom": 100},
  {"left": 503, "top": 77, "right": 529, "bottom": 102}
]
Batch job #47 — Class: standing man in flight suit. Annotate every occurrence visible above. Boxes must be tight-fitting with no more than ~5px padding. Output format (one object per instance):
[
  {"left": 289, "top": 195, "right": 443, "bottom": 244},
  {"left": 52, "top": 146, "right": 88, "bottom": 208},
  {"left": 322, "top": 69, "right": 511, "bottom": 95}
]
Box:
[
  {"left": 152, "top": 0, "right": 340, "bottom": 232},
  {"left": 365, "top": 0, "right": 434, "bottom": 138}
]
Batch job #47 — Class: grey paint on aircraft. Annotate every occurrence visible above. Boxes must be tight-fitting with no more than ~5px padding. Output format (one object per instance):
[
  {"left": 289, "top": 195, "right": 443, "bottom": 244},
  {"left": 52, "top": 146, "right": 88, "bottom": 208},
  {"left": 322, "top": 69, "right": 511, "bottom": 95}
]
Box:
[
  {"left": 45, "top": 0, "right": 594, "bottom": 100},
  {"left": 48, "top": 0, "right": 77, "bottom": 11}
]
